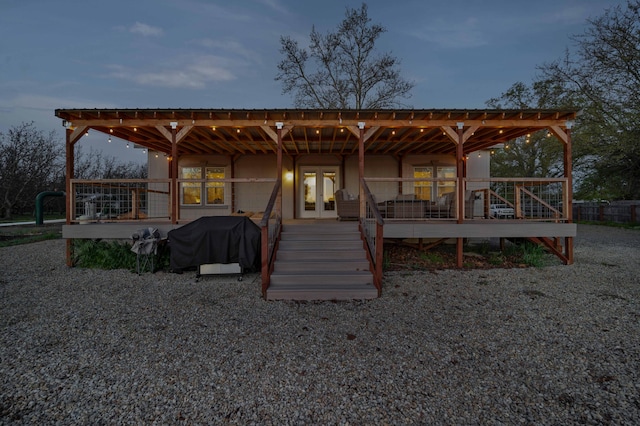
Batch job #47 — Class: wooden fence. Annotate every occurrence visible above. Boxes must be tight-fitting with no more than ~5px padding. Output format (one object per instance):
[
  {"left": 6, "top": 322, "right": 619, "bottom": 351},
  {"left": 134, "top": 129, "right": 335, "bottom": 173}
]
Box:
[{"left": 573, "top": 201, "right": 639, "bottom": 224}]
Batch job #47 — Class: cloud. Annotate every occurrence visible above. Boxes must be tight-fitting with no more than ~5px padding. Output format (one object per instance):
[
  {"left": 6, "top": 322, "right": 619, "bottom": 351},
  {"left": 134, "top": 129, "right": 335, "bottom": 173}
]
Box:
[
  {"left": 129, "top": 22, "right": 163, "bottom": 37},
  {"left": 107, "top": 56, "right": 237, "bottom": 89},
  {"left": 1, "top": 94, "right": 116, "bottom": 112},
  {"left": 193, "top": 38, "right": 258, "bottom": 62},
  {"left": 256, "top": 0, "right": 290, "bottom": 15},
  {"left": 410, "top": 17, "right": 488, "bottom": 49}
]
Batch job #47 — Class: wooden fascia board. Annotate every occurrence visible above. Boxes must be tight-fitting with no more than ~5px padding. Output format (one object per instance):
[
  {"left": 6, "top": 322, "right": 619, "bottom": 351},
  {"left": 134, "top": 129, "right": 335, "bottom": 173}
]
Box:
[{"left": 68, "top": 118, "right": 571, "bottom": 129}]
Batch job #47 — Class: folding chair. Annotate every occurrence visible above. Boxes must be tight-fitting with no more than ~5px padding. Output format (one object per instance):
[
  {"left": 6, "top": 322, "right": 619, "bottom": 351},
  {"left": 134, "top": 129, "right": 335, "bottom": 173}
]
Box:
[{"left": 131, "top": 227, "right": 161, "bottom": 274}]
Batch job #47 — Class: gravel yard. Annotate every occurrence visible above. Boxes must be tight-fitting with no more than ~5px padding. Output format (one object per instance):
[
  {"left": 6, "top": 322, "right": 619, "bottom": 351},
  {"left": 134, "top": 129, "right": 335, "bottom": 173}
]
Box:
[{"left": 1, "top": 224, "right": 639, "bottom": 424}]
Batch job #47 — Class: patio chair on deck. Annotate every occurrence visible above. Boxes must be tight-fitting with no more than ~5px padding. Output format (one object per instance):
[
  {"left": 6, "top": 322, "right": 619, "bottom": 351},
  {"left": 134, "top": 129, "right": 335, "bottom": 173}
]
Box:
[{"left": 335, "top": 189, "right": 359, "bottom": 220}]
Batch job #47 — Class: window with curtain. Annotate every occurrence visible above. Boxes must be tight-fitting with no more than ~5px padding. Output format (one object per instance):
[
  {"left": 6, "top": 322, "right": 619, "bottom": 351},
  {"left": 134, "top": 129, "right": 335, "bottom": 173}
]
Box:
[
  {"left": 206, "top": 167, "right": 225, "bottom": 204},
  {"left": 180, "top": 166, "right": 226, "bottom": 205},
  {"left": 181, "top": 166, "right": 202, "bottom": 205},
  {"left": 414, "top": 167, "right": 433, "bottom": 200},
  {"left": 413, "top": 166, "right": 456, "bottom": 200},
  {"left": 436, "top": 166, "right": 456, "bottom": 197}
]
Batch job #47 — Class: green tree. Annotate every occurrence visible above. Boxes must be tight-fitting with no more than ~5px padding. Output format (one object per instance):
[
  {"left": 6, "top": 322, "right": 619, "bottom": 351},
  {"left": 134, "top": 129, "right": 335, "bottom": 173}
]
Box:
[
  {"left": 486, "top": 81, "right": 574, "bottom": 178},
  {"left": 539, "top": 1, "right": 640, "bottom": 199},
  {"left": 276, "top": 3, "right": 414, "bottom": 109},
  {"left": 0, "top": 122, "right": 62, "bottom": 219}
]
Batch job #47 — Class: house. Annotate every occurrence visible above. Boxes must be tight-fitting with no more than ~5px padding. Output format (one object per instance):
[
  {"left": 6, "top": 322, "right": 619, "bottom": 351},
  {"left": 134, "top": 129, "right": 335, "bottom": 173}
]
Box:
[{"left": 56, "top": 108, "right": 577, "bottom": 299}]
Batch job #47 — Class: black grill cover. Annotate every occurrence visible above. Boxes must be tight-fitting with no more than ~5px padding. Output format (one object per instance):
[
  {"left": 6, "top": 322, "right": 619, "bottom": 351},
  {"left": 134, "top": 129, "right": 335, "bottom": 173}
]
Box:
[{"left": 168, "top": 216, "right": 261, "bottom": 272}]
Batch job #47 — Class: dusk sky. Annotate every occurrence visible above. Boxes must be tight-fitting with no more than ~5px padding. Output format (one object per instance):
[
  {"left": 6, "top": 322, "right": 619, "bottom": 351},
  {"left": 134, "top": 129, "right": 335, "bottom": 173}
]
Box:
[{"left": 0, "top": 0, "right": 626, "bottom": 160}]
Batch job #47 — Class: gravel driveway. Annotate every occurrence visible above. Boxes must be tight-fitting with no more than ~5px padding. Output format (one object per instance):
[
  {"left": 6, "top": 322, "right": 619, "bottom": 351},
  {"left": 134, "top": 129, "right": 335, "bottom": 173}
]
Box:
[{"left": 1, "top": 224, "right": 639, "bottom": 424}]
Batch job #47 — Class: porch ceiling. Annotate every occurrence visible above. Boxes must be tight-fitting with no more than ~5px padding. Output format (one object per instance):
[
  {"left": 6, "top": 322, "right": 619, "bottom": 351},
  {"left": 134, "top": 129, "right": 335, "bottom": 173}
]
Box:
[{"left": 55, "top": 108, "right": 577, "bottom": 157}]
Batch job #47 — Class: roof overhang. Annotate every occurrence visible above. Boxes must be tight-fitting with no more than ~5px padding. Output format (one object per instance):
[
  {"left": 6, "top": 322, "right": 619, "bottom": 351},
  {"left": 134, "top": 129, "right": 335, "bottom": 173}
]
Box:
[{"left": 55, "top": 108, "right": 577, "bottom": 157}]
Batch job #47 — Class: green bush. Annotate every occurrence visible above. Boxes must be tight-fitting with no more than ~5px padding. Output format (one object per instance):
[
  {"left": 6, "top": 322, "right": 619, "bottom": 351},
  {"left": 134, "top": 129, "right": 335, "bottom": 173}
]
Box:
[
  {"left": 73, "top": 239, "right": 170, "bottom": 272},
  {"left": 73, "top": 240, "right": 138, "bottom": 270}
]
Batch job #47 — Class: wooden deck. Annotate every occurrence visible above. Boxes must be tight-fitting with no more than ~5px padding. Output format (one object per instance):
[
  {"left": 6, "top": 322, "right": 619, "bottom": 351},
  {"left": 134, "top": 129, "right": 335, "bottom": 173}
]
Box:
[
  {"left": 383, "top": 219, "right": 576, "bottom": 239},
  {"left": 62, "top": 218, "right": 575, "bottom": 300},
  {"left": 62, "top": 218, "right": 576, "bottom": 240}
]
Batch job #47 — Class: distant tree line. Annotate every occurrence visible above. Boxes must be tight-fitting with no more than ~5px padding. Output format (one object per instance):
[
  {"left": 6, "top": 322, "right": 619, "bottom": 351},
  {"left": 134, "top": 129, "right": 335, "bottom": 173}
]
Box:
[
  {"left": 488, "top": 1, "right": 640, "bottom": 201},
  {"left": 277, "top": 2, "right": 640, "bottom": 201},
  {"left": 0, "top": 122, "right": 146, "bottom": 220}
]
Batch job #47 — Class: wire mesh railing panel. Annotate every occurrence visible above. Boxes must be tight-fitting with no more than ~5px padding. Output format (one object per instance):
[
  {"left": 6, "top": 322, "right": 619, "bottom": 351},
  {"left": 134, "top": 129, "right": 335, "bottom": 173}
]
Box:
[
  {"left": 71, "top": 179, "right": 171, "bottom": 223},
  {"left": 466, "top": 178, "right": 568, "bottom": 221}
]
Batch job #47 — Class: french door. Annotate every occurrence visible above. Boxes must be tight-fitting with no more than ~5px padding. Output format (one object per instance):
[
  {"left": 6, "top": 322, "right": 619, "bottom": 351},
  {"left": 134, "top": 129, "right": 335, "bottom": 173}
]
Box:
[{"left": 299, "top": 167, "right": 339, "bottom": 219}]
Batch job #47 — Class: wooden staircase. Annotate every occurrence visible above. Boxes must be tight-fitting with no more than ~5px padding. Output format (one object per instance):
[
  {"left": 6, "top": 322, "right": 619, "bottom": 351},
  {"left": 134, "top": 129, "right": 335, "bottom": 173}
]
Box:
[{"left": 266, "top": 221, "right": 378, "bottom": 301}]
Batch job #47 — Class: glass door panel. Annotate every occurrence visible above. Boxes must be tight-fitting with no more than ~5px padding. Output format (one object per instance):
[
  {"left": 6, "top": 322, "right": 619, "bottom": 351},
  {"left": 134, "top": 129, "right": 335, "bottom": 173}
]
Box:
[
  {"left": 299, "top": 167, "right": 339, "bottom": 218},
  {"left": 303, "top": 172, "right": 317, "bottom": 212},
  {"left": 321, "top": 171, "right": 336, "bottom": 217}
]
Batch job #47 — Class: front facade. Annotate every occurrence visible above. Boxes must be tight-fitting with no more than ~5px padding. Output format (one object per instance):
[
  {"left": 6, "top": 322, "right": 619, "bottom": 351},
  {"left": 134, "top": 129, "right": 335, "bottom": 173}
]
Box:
[{"left": 56, "top": 108, "right": 578, "bottom": 296}]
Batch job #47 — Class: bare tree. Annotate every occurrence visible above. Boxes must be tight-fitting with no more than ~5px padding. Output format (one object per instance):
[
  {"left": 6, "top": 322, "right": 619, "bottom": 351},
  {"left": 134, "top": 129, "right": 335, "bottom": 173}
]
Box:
[
  {"left": 0, "top": 122, "right": 62, "bottom": 219},
  {"left": 276, "top": 3, "right": 414, "bottom": 109},
  {"left": 73, "top": 146, "right": 147, "bottom": 180}
]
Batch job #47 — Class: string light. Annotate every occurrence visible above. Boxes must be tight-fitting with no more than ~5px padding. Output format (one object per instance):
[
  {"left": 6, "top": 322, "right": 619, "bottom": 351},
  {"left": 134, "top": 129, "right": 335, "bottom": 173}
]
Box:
[
  {"left": 108, "top": 136, "right": 111, "bottom": 143},
  {"left": 126, "top": 142, "right": 130, "bottom": 148}
]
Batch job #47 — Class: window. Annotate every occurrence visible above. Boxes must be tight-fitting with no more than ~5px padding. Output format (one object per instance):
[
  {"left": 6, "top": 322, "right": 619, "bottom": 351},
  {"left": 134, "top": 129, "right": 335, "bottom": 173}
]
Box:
[
  {"left": 413, "top": 166, "right": 456, "bottom": 200},
  {"left": 206, "top": 167, "right": 225, "bottom": 204},
  {"left": 436, "top": 166, "right": 456, "bottom": 197},
  {"left": 414, "top": 167, "right": 433, "bottom": 201},
  {"left": 180, "top": 166, "right": 226, "bottom": 205},
  {"left": 181, "top": 167, "right": 202, "bottom": 205}
]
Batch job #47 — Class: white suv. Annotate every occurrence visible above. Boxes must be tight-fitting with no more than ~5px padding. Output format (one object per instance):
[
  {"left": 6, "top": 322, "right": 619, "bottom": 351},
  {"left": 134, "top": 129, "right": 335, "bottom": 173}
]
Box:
[{"left": 490, "top": 204, "right": 515, "bottom": 219}]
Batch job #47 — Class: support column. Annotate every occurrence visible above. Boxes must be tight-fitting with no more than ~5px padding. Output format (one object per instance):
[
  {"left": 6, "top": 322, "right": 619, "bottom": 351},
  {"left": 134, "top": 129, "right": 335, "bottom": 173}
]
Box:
[
  {"left": 65, "top": 128, "right": 74, "bottom": 267},
  {"left": 171, "top": 122, "right": 178, "bottom": 224},
  {"left": 456, "top": 122, "right": 465, "bottom": 268},
  {"left": 358, "top": 122, "right": 365, "bottom": 217},
  {"left": 276, "top": 122, "right": 284, "bottom": 215},
  {"left": 564, "top": 124, "right": 574, "bottom": 264}
]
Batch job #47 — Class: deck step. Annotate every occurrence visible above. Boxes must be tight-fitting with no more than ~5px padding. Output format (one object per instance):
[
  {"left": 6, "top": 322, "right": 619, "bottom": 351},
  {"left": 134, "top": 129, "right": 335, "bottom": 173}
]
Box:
[
  {"left": 268, "top": 222, "right": 376, "bottom": 300},
  {"left": 281, "top": 231, "right": 362, "bottom": 241},
  {"left": 273, "top": 259, "right": 370, "bottom": 272},
  {"left": 278, "top": 240, "right": 364, "bottom": 250}
]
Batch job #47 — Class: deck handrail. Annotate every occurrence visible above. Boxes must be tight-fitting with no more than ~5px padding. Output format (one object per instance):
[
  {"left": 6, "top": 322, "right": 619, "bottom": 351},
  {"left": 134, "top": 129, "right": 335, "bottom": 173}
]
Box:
[
  {"left": 260, "top": 179, "right": 282, "bottom": 298},
  {"left": 465, "top": 177, "right": 570, "bottom": 221},
  {"left": 360, "top": 178, "right": 384, "bottom": 296}
]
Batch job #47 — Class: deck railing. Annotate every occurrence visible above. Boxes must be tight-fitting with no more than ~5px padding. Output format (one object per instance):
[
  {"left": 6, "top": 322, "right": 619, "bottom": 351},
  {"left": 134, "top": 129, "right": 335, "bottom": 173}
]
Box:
[
  {"left": 363, "top": 177, "right": 570, "bottom": 222},
  {"left": 69, "top": 178, "right": 279, "bottom": 223},
  {"left": 465, "top": 177, "right": 570, "bottom": 221},
  {"left": 69, "top": 179, "right": 172, "bottom": 223},
  {"left": 360, "top": 179, "right": 384, "bottom": 295},
  {"left": 260, "top": 179, "right": 282, "bottom": 298}
]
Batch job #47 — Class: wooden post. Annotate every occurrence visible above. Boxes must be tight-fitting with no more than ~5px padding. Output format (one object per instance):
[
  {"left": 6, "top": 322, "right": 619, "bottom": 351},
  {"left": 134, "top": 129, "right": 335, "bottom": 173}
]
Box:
[
  {"left": 631, "top": 205, "right": 637, "bottom": 223},
  {"left": 358, "top": 122, "right": 365, "bottom": 217},
  {"left": 456, "top": 123, "right": 464, "bottom": 268},
  {"left": 397, "top": 154, "right": 403, "bottom": 195},
  {"left": 276, "top": 122, "right": 283, "bottom": 217},
  {"left": 65, "top": 128, "right": 74, "bottom": 267},
  {"left": 171, "top": 123, "right": 178, "bottom": 224},
  {"left": 375, "top": 221, "right": 384, "bottom": 296},
  {"left": 564, "top": 125, "right": 574, "bottom": 264}
]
